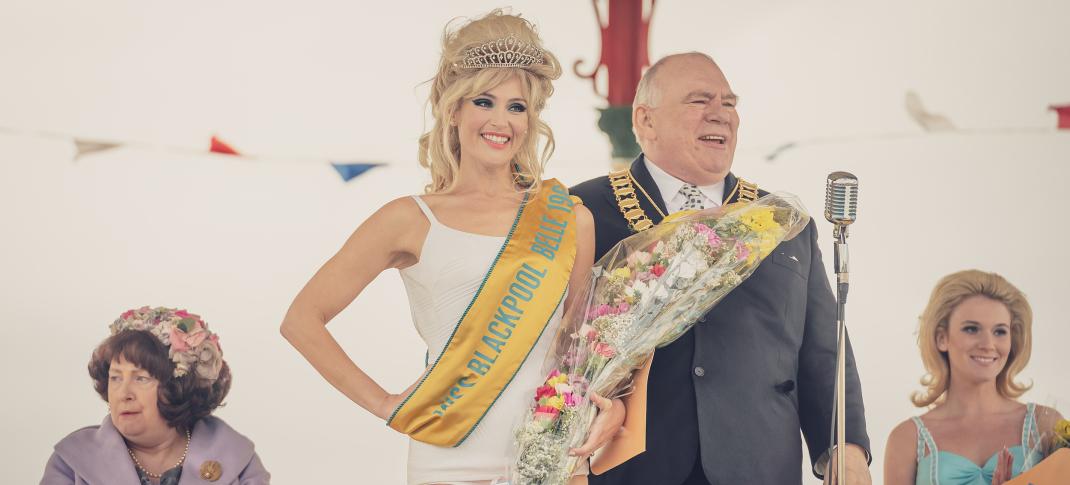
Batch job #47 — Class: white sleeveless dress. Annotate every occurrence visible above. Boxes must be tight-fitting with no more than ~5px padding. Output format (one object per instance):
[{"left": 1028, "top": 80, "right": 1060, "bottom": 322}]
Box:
[{"left": 399, "top": 196, "right": 561, "bottom": 485}]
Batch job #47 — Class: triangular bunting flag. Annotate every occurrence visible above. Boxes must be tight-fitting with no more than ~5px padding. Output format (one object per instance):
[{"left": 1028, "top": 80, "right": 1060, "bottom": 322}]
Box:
[
  {"left": 1050, "top": 105, "right": 1070, "bottom": 130},
  {"left": 765, "top": 142, "right": 797, "bottom": 161},
  {"left": 331, "top": 162, "right": 383, "bottom": 182},
  {"left": 906, "top": 91, "right": 955, "bottom": 132},
  {"left": 73, "top": 139, "right": 121, "bottom": 160},
  {"left": 210, "top": 135, "right": 241, "bottom": 155}
]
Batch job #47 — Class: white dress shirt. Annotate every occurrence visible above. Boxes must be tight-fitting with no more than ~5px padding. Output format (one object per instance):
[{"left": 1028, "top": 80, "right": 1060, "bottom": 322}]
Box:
[{"left": 643, "top": 157, "right": 725, "bottom": 214}]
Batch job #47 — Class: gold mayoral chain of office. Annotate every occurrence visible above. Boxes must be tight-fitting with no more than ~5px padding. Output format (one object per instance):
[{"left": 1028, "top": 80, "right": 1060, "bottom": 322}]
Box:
[{"left": 607, "top": 169, "right": 759, "bottom": 233}]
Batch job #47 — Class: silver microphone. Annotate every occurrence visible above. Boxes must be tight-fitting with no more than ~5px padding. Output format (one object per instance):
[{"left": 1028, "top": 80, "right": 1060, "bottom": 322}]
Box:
[
  {"left": 823, "top": 171, "right": 857, "bottom": 286},
  {"left": 824, "top": 171, "right": 859, "bottom": 239}
]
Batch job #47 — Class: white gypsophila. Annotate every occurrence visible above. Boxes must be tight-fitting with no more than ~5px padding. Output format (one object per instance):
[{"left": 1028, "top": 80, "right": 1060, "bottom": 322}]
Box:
[
  {"left": 515, "top": 423, "right": 565, "bottom": 483},
  {"left": 600, "top": 277, "right": 626, "bottom": 302},
  {"left": 690, "top": 233, "right": 709, "bottom": 250},
  {"left": 659, "top": 238, "right": 679, "bottom": 259},
  {"left": 675, "top": 224, "right": 697, "bottom": 243},
  {"left": 720, "top": 272, "right": 743, "bottom": 288},
  {"left": 595, "top": 313, "right": 637, "bottom": 349}
]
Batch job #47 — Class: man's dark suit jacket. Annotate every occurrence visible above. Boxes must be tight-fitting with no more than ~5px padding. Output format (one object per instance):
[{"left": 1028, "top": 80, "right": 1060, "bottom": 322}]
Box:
[{"left": 571, "top": 155, "right": 870, "bottom": 485}]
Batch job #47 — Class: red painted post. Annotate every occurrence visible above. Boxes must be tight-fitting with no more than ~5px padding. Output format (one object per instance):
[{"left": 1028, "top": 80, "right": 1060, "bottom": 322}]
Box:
[{"left": 575, "top": 0, "right": 656, "bottom": 162}]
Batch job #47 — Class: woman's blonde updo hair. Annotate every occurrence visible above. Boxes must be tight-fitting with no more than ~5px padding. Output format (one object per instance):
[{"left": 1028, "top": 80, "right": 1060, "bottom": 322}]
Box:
[
  {"left": 912, "top": 269, "right": 1033, "bottom": 407},
  {"left": 418, "top": 9, "right": 562, "bottom": 194}
]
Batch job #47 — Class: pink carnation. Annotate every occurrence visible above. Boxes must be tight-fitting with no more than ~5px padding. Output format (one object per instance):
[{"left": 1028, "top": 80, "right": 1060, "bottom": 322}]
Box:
[
  {"left": 535, "top": 385, "right": 557, "bottom": 401},
  {"left": 706, "top": 232, "right": 722, "bottom": 247},
  {"left": 626, "top": 251, "right": 652, "bottom": 267},
  {"left": 650, "top": 264, "right": 666, "bottom": 277},
  {"left": 735, "top": 240, "right": 749, "bottom": 260},
  {"left": 535, "top": 405, "right": 560, "bottom": 417},
  {"left": 594, "top": 342, "right": 616, "bottom": 358},
  {"left": 563, "top": 392, "right": 580, "bottom": 407},
  {"left": 588, "top": 304, "right": 613, "bottom": 319},
  {"left": 576, "top": 324, "right": 598, "bottom": 343}
]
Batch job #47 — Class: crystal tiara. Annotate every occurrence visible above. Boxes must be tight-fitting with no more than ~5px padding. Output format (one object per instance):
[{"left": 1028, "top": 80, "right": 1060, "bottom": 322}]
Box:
[{"left": 459, "top": 34, "right": 546, "bottom": 69}]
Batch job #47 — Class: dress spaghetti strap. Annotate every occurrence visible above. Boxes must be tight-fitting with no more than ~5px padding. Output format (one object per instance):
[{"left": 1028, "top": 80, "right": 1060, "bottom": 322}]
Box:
[
  {"left": 912, "top": 416, "right": 941, "bottom": 485},
  {"left": 410, "top": 196, "right": 439, "bottom": 225}
]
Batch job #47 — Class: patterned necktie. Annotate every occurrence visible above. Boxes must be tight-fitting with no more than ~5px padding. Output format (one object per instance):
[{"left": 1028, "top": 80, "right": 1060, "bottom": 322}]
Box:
[{"left": 678, "top": 183, "right": 707, "bottom": 211}]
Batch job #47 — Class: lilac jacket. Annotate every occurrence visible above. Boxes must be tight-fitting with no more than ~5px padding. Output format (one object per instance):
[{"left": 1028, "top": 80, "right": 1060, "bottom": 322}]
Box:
[{"left": 41, "top": 416, "right": 270, "bottom": 485}]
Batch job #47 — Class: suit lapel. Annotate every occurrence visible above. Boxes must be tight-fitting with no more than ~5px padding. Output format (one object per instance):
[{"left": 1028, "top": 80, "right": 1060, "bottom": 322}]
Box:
[{"left": 722, "top": 172, "right": 739, "bottom": 205}]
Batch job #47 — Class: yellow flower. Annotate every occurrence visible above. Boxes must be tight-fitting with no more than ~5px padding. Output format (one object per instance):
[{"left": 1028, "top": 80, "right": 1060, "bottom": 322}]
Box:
[
  {"left": 742, "top": 208, "right": 778, "bottom": 233},
  {"left": 612, "top": 267, "right": 632, "bottom": 280},
  {"left": 745, "top": 231, "right": 783, "bottom": 265},
  {"left": 758, "top": 234, "right": 777, "bottom": 255},
  {"left": 548, "top": 374, "right": 569, "bottom": 386},
  {"left": 545, "top": 395, "right": 565, "bottom": 410},
  {"left": 1056, "top": 419, "right": 1070, "bottom": 440}
]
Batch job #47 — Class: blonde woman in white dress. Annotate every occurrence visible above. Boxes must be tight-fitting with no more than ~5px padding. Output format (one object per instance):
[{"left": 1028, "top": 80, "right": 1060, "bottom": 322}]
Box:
[{"left": 281, "top": 10, "right": 624, "bottom": 485}]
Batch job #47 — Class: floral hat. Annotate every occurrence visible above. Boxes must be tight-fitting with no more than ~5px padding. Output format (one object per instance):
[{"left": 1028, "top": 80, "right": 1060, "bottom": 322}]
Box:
[{"left": 110, "top": 306, "right": 224, "bottom": 382}]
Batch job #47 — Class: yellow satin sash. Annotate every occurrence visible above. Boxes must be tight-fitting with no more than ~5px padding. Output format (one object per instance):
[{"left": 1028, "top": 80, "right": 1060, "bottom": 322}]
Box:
[{"left": 387, "top": 179, "right": 578, "bottom": 447}]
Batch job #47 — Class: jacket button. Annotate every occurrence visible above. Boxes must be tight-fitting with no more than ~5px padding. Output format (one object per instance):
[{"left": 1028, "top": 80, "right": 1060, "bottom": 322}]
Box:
[{"left": 694, "top": 366, "right": 706, "bottom": 377}]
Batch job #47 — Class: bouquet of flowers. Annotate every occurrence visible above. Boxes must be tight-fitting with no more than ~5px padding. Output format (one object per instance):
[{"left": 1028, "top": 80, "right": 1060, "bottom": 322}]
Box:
[
  {"left": 1053, "top": 419, "right": 1070, "bottom": 452},
  {"left": 511, "top": 192, "right": 810, "bottom": 484}
]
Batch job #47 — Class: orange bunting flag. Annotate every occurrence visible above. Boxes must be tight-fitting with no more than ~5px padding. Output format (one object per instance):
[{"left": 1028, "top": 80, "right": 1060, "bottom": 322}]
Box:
[{"left": 210, "top": 135, "right": 241, "bottom": 155}]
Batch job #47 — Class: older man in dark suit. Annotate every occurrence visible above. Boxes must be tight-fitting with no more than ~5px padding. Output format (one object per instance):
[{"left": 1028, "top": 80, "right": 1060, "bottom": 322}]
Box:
[{"left": 571, "top": 53, "right": 871, "bottom": 484}]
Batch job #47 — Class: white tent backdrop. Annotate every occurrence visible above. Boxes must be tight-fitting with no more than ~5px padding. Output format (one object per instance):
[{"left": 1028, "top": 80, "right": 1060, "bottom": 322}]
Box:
[{"left": 2, "top": 1, "right": 1067, "bottom": 483}]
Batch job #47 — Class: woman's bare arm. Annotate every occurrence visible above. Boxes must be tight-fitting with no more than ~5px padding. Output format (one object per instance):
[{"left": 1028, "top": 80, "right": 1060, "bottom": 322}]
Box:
[
  {"left": 884, "top": 419, "right": 921, "bottom": 485},
  {"left": 280, "top": 197, "right": 427, "bottom": 420}
]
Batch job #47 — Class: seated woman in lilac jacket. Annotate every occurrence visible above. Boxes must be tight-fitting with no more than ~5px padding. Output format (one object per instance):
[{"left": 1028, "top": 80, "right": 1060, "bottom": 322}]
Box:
[{"left": 41, "top": 307, "right": 270, "bottom": 485}]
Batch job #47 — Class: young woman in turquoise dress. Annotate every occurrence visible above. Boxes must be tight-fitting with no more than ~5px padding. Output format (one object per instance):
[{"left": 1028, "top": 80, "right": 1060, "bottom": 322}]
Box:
[{"left": 884, "top": 270, "right": 1064, "bottom": 485}]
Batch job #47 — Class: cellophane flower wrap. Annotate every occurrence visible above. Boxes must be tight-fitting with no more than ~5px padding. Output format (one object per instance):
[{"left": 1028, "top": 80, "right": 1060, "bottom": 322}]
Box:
[
  {"left": 1053, "top": 418, "right": 1070, "bottom": 452},
  {"left": 511, "top": 192, "right": 809, "bottom": 484}
]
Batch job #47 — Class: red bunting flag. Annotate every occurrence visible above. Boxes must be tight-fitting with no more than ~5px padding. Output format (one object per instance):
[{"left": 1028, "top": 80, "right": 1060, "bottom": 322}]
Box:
[
  {"left": 210, "top": 135, "right": 241, "bottom": 155},
  {"left": 1050, "top": 105, "right": 1070, "bottom": 130}
]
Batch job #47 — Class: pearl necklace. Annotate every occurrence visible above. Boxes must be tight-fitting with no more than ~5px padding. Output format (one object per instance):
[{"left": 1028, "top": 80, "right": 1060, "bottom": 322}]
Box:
[{"left": 127, "top": 429, "right": 191, "bottom": 479}]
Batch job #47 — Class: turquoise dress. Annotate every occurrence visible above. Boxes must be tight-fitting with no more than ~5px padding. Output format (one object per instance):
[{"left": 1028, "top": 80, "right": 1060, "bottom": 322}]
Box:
[{"left": 912, "top": 402, "right": 1044, "bottom": 485}]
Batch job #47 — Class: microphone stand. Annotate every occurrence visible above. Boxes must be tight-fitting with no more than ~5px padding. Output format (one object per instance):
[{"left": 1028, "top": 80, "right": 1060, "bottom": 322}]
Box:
[
  {"left": 831, "top": 224, "right": 849, "bottom": 484},
  {"left": 825, "top": 171, "right": 857, "bottom": 484}
]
